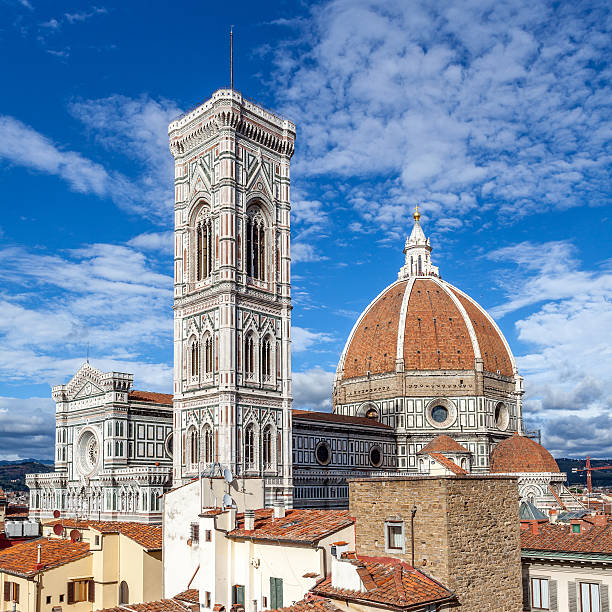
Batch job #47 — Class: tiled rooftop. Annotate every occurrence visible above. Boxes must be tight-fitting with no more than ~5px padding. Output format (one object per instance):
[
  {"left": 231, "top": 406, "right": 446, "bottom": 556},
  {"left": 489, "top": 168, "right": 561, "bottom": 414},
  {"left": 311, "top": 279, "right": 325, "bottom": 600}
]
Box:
[
  {"left": 418, "top": 434, "right": 469, "bottom": 455},
  {"left": 270, "top": 596, "right": 343, "bottom": 612},
  {"left": 490, "top": 434, "right": 560, "bottom": 474},
  {"left": 97, "top": 598, "right": 190, "bottom": 612},
  {"left": 229, "top": 509, "right": 354, "bottom": 544},
  {"left": 0, "top": 537, "right": 90, "bottom": 577},
  {"left": 428, "top": 452, "right": 467, "bottom": 475},
  {"left": 292, "top": 410, "right": 392, "bottom": 429},
  {"left": 129, "top": 390, "right": 173, "bottom": 405},
  {"left": 175, "top": 589, "right": 199, "bottom": 604},
  {"left": 313, "top": 555, "right": 454, "bottom": 609},
  {"left": 521, "top": 522, "right": 612, "bottom": 555},
  {"left": 46, "top": 519, "right": 162, "bottom": 550}
]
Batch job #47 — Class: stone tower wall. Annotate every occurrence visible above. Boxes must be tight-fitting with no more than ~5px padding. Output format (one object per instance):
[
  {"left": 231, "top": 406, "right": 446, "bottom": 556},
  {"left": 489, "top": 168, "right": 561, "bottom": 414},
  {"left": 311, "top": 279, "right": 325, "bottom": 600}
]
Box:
[{"left": 349, "top": 476, "right": 523, "bottom": 612}]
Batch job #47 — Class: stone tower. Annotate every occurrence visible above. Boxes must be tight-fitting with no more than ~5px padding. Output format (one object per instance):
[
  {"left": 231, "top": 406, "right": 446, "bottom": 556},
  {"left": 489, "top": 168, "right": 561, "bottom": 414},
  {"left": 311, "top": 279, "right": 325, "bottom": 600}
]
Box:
[{"left": 168, "top": 89, "right": 295, "bottom": 505}]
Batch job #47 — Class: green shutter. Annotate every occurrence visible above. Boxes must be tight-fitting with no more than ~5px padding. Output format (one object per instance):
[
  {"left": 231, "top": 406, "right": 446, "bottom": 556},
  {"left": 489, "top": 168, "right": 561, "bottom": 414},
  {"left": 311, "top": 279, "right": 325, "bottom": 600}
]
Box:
[
  {"left": 602, "top": 583, "right": 610, "bottom": 612},
  {"left": 568, "top": 581, "right": 577, "bottom": 612},
  {"left": 235, "top": 585, "right": 244, "bottom": 606},
  {"left": 549, "top": 579, "right": 558, "bottom": 611},
  {"left": 270, "top": 577, "right": 283, "bottom": 610}
]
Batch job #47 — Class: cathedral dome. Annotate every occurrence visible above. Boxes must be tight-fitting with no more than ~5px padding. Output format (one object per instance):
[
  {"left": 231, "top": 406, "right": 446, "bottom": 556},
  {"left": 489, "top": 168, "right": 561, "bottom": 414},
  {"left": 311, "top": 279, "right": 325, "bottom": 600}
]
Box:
[
  {"left": 336, "top": 276, "right": 515, "bottom": 381},
  {"left": 489, "top": 435, "right": 560, "bottom": 474}
]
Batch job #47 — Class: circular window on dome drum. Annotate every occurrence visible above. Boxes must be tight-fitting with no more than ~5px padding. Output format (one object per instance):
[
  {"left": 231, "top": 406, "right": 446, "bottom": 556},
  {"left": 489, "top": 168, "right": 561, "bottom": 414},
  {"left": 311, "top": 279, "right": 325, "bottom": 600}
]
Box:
[
  {"left": 425, "top": 399, "right": 457, "bottom": 429},
  {"left": 165, "top": 432, "right": 174, "bottom": 458},
  {"left": 369, "top": 445, "right": 383, "bottom": 467},
  {"left": 315, "top": 441, "right": 332, "bottom": 466},
  {"left": 495, "top": 402, "right": 510, "bottom": 431}
]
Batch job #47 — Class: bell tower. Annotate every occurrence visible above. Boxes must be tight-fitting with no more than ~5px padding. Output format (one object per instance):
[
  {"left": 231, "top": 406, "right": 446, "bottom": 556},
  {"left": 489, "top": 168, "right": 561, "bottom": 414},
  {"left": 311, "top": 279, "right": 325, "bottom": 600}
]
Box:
[{"left": 168, "top": 89, "right": 295, "bottom": 506}]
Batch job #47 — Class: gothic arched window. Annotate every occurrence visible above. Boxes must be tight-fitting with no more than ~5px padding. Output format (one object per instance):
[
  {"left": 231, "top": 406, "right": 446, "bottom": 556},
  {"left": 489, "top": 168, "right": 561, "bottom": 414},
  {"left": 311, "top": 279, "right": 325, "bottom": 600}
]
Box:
[
  {"left": 190, "top": 338, "right": 199, "bottom": 379},
  {"left": 246, "top": 207, "right": 266, "bottom": 281},
  {"left": 204, "top": 334, "right": 213, "bottom": 374},
  {"left": 261, "top": 335, "right": 272, "bottom": 381},
  {"left": 187, "top": 427, "right": 199, "bottom": 466},
  {"left": 195, "top": 212, "right": 213, "bottom": 281},
  {"left": 245, "top": 333, "right": 255, "bottom": 379},
  {"left": 263, "top": 425, "right": 273, "bottom": 469},
  {"left": 202, "top": 425, "right": 214, "bottom": 464},
  {"left": 244, "top": 424, "right": 255, "bottom": 468},
  {"left": 119, "top": 581, "right": 129, "bottom": 605}
]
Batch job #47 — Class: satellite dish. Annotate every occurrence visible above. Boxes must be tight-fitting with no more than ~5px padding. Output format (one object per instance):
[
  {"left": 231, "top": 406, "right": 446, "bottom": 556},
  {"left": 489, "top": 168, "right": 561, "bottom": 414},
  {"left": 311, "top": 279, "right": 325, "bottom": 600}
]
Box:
[
  {"left": 223, "top": 467, "right": 234, "bottom": 484},
  {"left": 53, "top": 509, "right": 61, "bottom": 519},
  {"left": 53, "top": 523, "right": 63, "bottom": 536},
  {"left": 70, "top": 529, "right": 81, "bottom": 543},
  {"left": 222, "top": 493, "right": 235, "bottom": 509}
]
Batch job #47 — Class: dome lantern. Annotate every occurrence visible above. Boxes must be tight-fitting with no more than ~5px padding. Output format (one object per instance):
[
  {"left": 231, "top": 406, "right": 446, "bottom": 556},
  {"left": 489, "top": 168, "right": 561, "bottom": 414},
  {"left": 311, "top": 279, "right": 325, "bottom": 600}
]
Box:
[{"left": 399, "top": 206, "right": 440, "bottom": 279}]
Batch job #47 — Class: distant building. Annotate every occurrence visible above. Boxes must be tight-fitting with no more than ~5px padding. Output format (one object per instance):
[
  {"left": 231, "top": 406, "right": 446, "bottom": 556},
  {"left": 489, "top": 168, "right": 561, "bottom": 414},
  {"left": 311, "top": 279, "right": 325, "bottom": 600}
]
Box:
[
  {"left": 27, "top": 363, "right": 173, "bottom": 523},
  {"left": 521, "top": 517, "right": 612, "bottom": 611}
]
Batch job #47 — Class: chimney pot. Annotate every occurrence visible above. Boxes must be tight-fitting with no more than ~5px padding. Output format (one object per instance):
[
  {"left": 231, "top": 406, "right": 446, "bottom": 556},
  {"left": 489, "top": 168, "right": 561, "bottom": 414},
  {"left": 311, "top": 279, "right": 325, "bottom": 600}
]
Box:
[
  {"left": 273, "top": 501, "right": 286, "bottom": 520},
  {"left": 244, "top": 509, "right": 255, "bottom": 531}
]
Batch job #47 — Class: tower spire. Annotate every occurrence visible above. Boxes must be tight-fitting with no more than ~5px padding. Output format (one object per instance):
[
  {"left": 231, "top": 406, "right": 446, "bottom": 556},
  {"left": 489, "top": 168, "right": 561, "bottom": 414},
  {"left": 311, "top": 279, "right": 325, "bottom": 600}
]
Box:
[
  {"left": 398, "top": 205, "right": 439, "bottom": 279},
  {"left": 230, "top": 25, "right": 234, "bottom": 90}
]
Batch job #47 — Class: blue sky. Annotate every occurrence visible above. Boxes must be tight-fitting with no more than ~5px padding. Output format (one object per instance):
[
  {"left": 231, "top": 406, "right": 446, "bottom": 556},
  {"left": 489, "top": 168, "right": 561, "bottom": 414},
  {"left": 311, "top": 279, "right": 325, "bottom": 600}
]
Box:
[{"left": 0, "top": 0, "right": 611, "bottom": 461}]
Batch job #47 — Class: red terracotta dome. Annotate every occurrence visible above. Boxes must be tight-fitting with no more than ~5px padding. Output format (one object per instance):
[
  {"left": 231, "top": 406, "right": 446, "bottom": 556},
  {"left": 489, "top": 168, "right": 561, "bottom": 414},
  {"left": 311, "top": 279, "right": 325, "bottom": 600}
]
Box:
[
  {"left": 337, "top": 276, "right": 515, "bottom": 380},
  {"left": 489, "top": 435, "right": 560, "bottom": 473}
]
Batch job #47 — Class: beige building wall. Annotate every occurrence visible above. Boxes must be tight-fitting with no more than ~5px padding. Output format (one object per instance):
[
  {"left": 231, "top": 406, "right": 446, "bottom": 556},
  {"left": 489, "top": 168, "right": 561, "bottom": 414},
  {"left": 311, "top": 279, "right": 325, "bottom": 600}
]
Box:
[
  {"left": 349, "top": 475, "right": 523, "bottom": 612},
  {"left": 523, "top": 560, "right": 612, "bottom": 611}
]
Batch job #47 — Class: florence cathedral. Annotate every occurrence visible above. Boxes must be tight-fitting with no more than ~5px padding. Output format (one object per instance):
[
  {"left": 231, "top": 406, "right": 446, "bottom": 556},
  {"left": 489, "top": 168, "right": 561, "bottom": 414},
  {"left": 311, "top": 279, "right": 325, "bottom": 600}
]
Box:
[{"left": 27, "top": 88, "right": 579, "bottom": 520}]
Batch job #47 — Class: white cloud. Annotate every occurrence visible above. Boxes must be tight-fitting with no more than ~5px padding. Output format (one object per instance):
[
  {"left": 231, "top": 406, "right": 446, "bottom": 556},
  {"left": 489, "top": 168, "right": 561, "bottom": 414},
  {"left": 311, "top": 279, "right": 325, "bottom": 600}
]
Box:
[
  {"left": 292, "top": 367, "right": 335, "bottom": 410},
  {"left": 292, "top": 326, "right": 333, "bottom": 352},
  {"left": 270, "top": 0, "right": 612, "bottom": 232},
  {"left": 127, "top": 231, "right": 173, "bottom": 253},
  {"left": 292, "top": 242, "right": 327, "bottom": 263},
  {"left": 490, "top": 240, "right": 612, "bottom": 456},
  {"left": 0, "top": 240, "right": 173, "bottom": 389},
  {"left": 64, "top": 7, "right": 107, "bottom": 23},
  {"left": 0, "top": 95, "right": 181, "bottom": 221}
]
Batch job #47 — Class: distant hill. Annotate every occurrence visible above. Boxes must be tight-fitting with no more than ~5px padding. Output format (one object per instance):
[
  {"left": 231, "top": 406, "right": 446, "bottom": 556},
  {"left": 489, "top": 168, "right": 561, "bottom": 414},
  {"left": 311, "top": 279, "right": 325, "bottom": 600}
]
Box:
[
  {"left": 0, "top": 461, "right": 54, "bottom": 492},
  {"left": 556, "top": 458, "right": 612, "bottom": 488}
]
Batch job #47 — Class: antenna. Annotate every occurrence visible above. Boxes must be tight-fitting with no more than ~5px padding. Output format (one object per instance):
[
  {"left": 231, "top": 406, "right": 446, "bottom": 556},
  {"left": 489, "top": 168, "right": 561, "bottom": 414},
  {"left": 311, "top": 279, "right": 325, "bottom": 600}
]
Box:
[
  {"left": 223, "top": 467, "right": 234, "bottom": 484},
  {"left": 86, "top": 342, "right": 89, "bottom": 364},
  {"left": 230, "top": 25, "right": 234, "bottom": 90}
]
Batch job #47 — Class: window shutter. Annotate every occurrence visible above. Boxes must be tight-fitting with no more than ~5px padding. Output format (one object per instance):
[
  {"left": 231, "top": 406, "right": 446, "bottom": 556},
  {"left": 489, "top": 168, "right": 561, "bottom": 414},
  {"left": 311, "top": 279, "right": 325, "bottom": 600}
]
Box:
[
  {"left": 568, "top": 581, "right": 577, "bottom": 612},
  {"left": 602, "top": 583, "right": 610, "bottom": 612},
  {"left": 4, "top": 582, "right": 10, "bottom": 602},
  {"left": 270, "top": 577, "right": 276, "bottom": 610},
  {"left": 549, "top": 579, "right": 558, "bottom": 611},
  {"left": 275, "top": 578, "right": 283, "bottom": 610},
  {"left": 522, "top": 575, "right": 531, "bottom": 610},
  {"left": 14, "top": 583, "right": 19, "bottom": 604},
  {"left": 88, "top": 580, "right": 95, "bottom": 603},
  {"left": 67, "top": 581, "right": 75, "bottom": 605}
]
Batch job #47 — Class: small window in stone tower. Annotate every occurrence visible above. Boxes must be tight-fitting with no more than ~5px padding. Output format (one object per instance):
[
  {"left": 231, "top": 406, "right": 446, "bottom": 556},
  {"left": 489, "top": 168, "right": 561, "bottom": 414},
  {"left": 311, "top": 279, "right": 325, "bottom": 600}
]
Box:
[{"left": 385, "top": 521, "right": 404, "bottom": 552}]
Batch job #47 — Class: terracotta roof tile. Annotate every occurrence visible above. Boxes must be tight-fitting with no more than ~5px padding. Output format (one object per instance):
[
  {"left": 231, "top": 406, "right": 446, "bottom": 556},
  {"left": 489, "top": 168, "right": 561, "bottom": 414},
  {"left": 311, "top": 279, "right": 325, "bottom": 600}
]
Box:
[
  {"left": 0, "top": 537, "right": 90, "bottom": 577},
  {"left": 129, "top": 390, "right": 173, "bottom": 406},
  {"left": 417, "top": 435, "right": 469, "bottom": 455},
  {"left": 490, "top": 435, "right": 560, "bottom": 474},
  {"left": 97, "top": 598, "right": 189, "bottom": 612},
  {"left": 428, "top": 453, "right": 467, "bottom": 475},
  {"left": 175, "top": 589, "right": 199, "bottom": 604},
  {"left": 521, "top": 522, "right": 612, "bottom": 555},
  {"left": 313, "top": 555, "right": 454, "bottom": 609},
  {"left": 292, "top": 410, "right": 391, "bottom": 429},
  {"left": 269, "top": 596, "right": 343, "bottom": 612},
  {"left": 229, "top": 509, "right": 354, "bottom": 544},
  {"left": 45, "top": 519, "right": 162, "bottom": 550}
]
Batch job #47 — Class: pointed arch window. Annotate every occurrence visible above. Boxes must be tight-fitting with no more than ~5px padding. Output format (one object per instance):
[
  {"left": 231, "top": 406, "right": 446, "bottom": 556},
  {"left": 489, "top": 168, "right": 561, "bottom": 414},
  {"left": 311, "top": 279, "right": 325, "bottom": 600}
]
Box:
[
  {"left": 263, "top": 425, "right": 273, "bottom": 470},
  {"left": 204, "top": 334, "right": 213, "bottom": 375},
  {"left": 202, "top": 425, "right": 214, "bottom": 464},
  {"left": 187, "top": 427, "right": 199, "bottom": 466},
  {"left": 195, "top": 212, "right": 213, "bottom": 282},
  {"left": 244, "top": 424, "right": 255, "bottom": 469},
  {"left": 190, "top": 338, "right": 200, "bottom": 378},
  {"left": 246, "top": 208, "right": 266, "bottom": 281},
  {"left": 245, "top": 333, "right": 255, "bottom": 379},
  {"left": 261, "top": 336, "right": 272, "bottom": 382}
]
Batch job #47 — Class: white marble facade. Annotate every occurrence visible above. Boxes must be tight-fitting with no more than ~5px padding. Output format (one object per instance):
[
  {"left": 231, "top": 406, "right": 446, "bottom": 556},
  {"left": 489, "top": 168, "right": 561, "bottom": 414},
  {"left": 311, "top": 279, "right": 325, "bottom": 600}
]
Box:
[{"left": 27, "top": 363, "right": 172, "bottom": 523}]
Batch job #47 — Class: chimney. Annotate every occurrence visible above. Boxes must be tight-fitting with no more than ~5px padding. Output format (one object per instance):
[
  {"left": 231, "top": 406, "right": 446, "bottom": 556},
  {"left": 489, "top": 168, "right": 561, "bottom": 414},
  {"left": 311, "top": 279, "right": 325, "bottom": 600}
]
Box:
[
  {"left": 548, "top": 509, "right": 557, "bottom": 524},
  {"left": 331, "top": 541, "right": 349, "bottom": 559},
  {"left": 529, "top": 521, "right": 539, "bottom": 536},
  {"left": 228, "top": 507, "right": 237, "bottom": 530},
  {"left": 244, "top": 509, "right": 255, "bottom": 531},
  {"left": 273, "top": 501, "right": 286, "bottom": 520}
]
